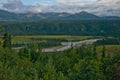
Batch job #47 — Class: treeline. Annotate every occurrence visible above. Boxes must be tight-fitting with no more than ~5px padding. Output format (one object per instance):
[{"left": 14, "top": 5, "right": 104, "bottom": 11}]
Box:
[
  {"left": 12, "top": 38, "right": 67, "bottom": 48},
  {"left": 95, "top": 38, "right": 120, "bottom": 45},
  {"left": 0, "top": 45, "right": 120, "bottom": 80},
  {"left": 2, "top": 20, "right": 120, "bottom": 36}
]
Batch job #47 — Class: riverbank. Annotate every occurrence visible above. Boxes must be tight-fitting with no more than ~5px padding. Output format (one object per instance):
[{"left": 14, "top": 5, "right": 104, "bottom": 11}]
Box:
[{"left": 42, "top": 39, "right": 100, "bottom": 52}]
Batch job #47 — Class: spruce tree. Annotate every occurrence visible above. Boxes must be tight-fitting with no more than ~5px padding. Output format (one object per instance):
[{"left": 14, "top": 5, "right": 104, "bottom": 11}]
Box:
[
  {"left": 2, "top": 33, "right": 11, "bottom": 49},
  {"left": 101, "top": 39, "right": 106, "bottom": 60},
  {"left": 102, "top": 44, "right": 106, "bottom": 59}
]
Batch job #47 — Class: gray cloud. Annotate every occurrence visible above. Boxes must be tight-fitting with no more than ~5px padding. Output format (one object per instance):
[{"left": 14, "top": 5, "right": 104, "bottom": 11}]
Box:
[
  {"left": 0, "top": 0, "right": 42, "bottom": 13},
  {"left": 0, "top": 0, "right": 120, "bottom": 16},
  {"left": 42, "top": 0, "right": 120, "bottom": 16}
]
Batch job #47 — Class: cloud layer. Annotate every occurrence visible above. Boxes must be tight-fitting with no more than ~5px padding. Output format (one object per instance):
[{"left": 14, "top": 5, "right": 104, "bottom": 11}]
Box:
[
  {"left": 0, "top": 0, "right": 120, "bottom": 16},
  {"left": 0, "top": 0, "right": 42, "bottom": 13}
]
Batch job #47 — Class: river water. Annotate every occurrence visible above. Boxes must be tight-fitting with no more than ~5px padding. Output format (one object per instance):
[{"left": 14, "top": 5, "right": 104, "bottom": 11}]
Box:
[
  {"left": 42, "top": 39, "right": 100, "bottom": 52},
  {"left": 12, "top": 39, "right": 100, "bottom": 52}
]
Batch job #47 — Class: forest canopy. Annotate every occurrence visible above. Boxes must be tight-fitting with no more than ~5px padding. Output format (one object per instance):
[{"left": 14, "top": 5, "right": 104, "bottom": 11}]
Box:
[{"left": 1, "top": 20, "right": 120, "bottom": 36}]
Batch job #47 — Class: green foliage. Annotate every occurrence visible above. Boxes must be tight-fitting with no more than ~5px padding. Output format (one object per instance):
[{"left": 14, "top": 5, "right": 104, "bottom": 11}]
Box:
[
  {"left": 0, "top": 24, "right": 3, "bottom": 34},
  {"left": 2, "top": 33, "right": 11, "bottom": 49},
  {"left": 102, "top": 45, "right": 106, "bottom": 59},
  {"left": 57, "top": 72, "right": 68, "bottom": 80},
  {"left": 18, "top": 48, "right": 30, "bottom": 59},
  {"left": 2, "top": 20, "right": 120, "bottom": 36},
  {"left": 0, "top": 45, "right": 119, "bottom": 80},
  {"left": 95, "top": 38, "right": 120, "bottom": 45}
]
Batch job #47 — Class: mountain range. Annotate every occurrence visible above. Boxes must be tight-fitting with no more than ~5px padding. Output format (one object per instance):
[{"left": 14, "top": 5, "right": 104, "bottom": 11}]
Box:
[{"left": 0, "top": 9, "right": 120, "bottom": 21}]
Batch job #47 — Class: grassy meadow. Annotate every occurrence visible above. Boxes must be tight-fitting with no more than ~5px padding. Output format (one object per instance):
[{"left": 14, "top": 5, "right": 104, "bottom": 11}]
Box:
[
  {"left": 0, "top": 35, "right": 95, "bottom": 42},
  {"left": 97, "top": 45, "right": 120, "bottom": 54},
  {"left": 0, "top": 35, "right": 120, "bottom": 53}
]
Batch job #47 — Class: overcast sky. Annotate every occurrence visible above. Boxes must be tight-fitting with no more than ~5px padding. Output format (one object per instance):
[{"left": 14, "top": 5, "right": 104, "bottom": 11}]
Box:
[{"left": 0, "top": 0, "right": 120, "bottom": 16}]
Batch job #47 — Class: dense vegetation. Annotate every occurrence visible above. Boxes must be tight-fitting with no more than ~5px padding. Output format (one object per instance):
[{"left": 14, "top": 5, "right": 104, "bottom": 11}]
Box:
[
  {"left": 2, "top": 20, "right": 120, "bottom": 36},
  {"left": 0, "top": 35, "right": 92, "bottom": 48},
  {"left": 0, "top": 44, "right": 120, "bottom": 80},
  {"left": 12, "top": 38, "right": 67, "bottom": 48},
  {"left": 0, "top": 20, "right": 120, "bottom": 80},
  {"left": 95, "top": 38, "right": 120, "bottom": 45}
]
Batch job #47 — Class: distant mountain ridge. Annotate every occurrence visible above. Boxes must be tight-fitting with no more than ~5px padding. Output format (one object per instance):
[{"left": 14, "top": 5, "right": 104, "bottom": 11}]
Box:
[{"left": 0, "top": 9, "right": 120, "bottom": 21}]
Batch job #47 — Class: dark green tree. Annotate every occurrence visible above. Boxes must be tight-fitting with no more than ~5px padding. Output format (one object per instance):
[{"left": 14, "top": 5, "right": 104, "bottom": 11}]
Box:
[
  {"left": 18, "top": 48, "right": 30, "bottom": 59},
  {"left": 57, "top": 72, "right": 68, "bottom": 80},
  {"left": 2, "top": 33, "right": 11, "bottom": 49},
  {"left": 102, "top": 45, "right": 106, "bottom": 59},
  {"left": 93, "top": 44, "right": 97, "bottom": 59}
]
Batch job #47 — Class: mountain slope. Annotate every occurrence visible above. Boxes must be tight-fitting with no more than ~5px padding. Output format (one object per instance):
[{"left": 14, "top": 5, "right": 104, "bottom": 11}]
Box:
[
  {"left": 0, "top": 10, "right": 30, "bottom": 21},
  {"left": 0, "top": 10, "right": 16, "bottom": 20},
  {"left": 0, "top": 9, "right": 120, "bottom": 21},
  {"left": 63, "top": 11, "right": 100, "bottom": 20}
]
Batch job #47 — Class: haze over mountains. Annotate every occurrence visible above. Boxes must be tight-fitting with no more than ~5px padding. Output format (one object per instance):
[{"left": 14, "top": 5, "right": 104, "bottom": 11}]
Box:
[
  {"left": 0, "top": 0, "right": 120, "bottom": 16},
  {"left": 0, "top": 9, "right": 120, "bottom": 21}
]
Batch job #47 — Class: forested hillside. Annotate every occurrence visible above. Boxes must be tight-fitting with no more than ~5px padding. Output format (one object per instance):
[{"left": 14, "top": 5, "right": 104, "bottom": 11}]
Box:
[
  {"left": 0, "top": 0, "right": 120, "bottom": 80},
  {"left": 0, "top": 45, "right": 120, "bottom": 80},
  {"left": 2, "top": 20, "right": 120, "bottom": 36}
]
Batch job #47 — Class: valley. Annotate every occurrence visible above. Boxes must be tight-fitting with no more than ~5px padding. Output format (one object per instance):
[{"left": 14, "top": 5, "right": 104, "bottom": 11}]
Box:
[
  {"left": 0, "top": 2, "right": 120, "bottom": 79},
  {"left": 0, "top": 23, "right": 120, "bottom": 80}
]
